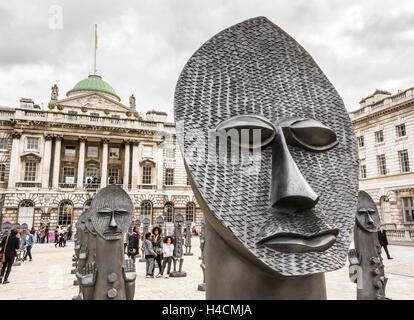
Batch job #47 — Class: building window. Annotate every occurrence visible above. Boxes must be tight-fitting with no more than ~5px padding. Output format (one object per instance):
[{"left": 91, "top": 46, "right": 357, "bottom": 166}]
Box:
[
  {"left": 165, "top": 168, "right": 174, "bottom": 186},
  {"left": 164, "top": 203, "right": 174, "bottom": 223},
  {"left": 166, "top": 148, "right": 175, "bottom": 159},
  {"left": 186, "top": 175, "right": 190, "bottom": 185},
  {"left": 377, "top": 154, "right": 387, "bottom": 176},
  {"left": 24, "top": 161, "right": 36, "bottom": 181},
  {"left": 63, "top": 167, "right": 75, "bottom": 184},
  {"left": 58, "top": 201, "right": 73, "bottom": 226},
  {"left": 87, "top": 146, "right": 98, "bottom": 158},
  {"left": 90, "top": 112, "right": 99, "bottom": 121},
  {"left": 396, "top": 124, "right": 406, "bottom": 138},
  {"left": 108, "top": 167, "right": 119, "bottom": 184},
  {"left": 86, "top": 167, "right": 98, "bottom": 180},
  {"left": 357, "top": 136, "right": 364, "bottom": 148},
  {"left": 65, "top": 146, "right": 76, "bottom": 157},
  {"left": 0, "top": 138, "right": 8, "bottom": 150},
  {"left": 26, "top": 137, "right": 39, "bottom": 150},
  {"left": 142, "top": 145, "right": 153, "bottom": 158},
  {"left": 399, "top": 150, "right": 410, "bottom": 173},
  {"left": 375, "top": 130, "right": 384, "bottom": 143},
  {"left": 0, "top": 163, "right": 5, "bottom": 182},
  {"left": 140, "top": 201, "right": 153, "bottom": 221},
  {"left": 110, "top": 115, "right": 120, "bottom": 124},
  {"left": 186, "top": 202, "right": 195, "bottom": 222},
  {"left": 109, "top": 147, "right": 119, "bottom": 159},
  {"left": 359, "top": 160, "right": 367, "bottom": 179},
  {"left": 68, "top": 111, "right": 78, "bottom": 120},
  {"left": 142, "top": 166, "right": 152, "bottom": 184},
  {"left": 402, "top": 197, "right": 414, "bottom": 223}
]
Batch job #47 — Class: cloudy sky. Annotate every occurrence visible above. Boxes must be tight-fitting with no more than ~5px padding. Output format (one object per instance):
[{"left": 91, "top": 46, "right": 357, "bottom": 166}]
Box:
[{"left": 1, "top": 0, "right": 413, "bottom": 120}]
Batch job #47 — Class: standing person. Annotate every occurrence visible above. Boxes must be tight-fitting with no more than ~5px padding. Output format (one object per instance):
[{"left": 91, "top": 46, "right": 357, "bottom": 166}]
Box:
[
  {"left": 54, "top": 226, "right": 59, "bottom": 247},
  {"left": 0, "top": 228, "right": 21, "bottom": 284},
  {"left": 378, "top": 225, "right": 393, "bottom": 260},
  {"left": 151, "top": 226, "right": 163, "bottom": 278},
  {"left": 35, "top": 228, "right": 41, "bottom": 243},
  {"left": 67, "top": 225, "right": 72, "bottom": 241},
  {"left": 144, "top": 233, "right": 157, "bottom": 278},
  {"left": 127, "top": 226, "right": 139, "bottom": 263},
  {"left": 21, "top": 229, "right": 34, "bottom": 262},
  {"left": 160, "top": 236, "right": 174, "bottom": 278},
  {"left": 44, "top": 225, "right": 49, "bottom": 244}
]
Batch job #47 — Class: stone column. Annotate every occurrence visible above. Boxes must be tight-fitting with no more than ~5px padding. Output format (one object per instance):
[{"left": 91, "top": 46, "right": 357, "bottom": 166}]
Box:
[
  {"left": 52, "top": 135, "right": 63, "bottom": 189},
  {"left": 123, "top": 139, "right": 131, "bottom": 189},
  {"left": 41, "top": 133, "right": 54, "bottom": 189},
  {"left": 8, "top": 131, "right": 22, "bottom": 189},
  {"left": 77, "top": 136, "right": 87, "bottom": 189},
  {"left": 100, "top": 138, "right": 109, "bottom": 189},
  {"left": 156, "top": 142, "right": 164, "bottom": 191},
  {"left": 130, "top": 140, "right": 139, "bottom": 190}
]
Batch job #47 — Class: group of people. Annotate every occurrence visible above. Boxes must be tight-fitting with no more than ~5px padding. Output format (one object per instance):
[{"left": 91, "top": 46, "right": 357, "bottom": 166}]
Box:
[
  {"left": 0, "top": 228, "right": 35, "bottom": 284},
  {"left": 35, "top": 224, "right": 50, "bottom": 243},
  {"left": 54, "top": 225, "right": 72, "bottom": 248},
  {"left": 125, "top": 226, "right": 175, "bottom": 279}
]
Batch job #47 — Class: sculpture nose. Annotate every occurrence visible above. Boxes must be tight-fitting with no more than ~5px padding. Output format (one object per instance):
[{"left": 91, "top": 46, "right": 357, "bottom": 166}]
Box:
[
  {"left": 270, "top": 130, "right": 319, "bottom": 214},
  {"left": 109, "top": 212, "right": 117, "bottom": 228},
  {"left": 366, "top": 213, "right": 374, "bottom": 225}
]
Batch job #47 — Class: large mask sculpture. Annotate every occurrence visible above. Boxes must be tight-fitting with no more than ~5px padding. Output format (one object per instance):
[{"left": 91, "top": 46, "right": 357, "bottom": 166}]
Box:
[
  {"left": 174, "top": 17, "right": 359, "bottom": 299},
  {"left": 348, "top": 191, "right": 390, "bottom": 300},
  {"left": 75, "top": 185, "right": 135, "bottom": 300}
]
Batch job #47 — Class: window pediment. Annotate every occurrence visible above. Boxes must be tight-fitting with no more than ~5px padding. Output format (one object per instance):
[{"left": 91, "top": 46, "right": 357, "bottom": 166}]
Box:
[
  {"left": 20, "top": 152, "right": 41, "bottom": 163},
  {"left": 140, "top": 159, "right": 156, "bottom": 166}
]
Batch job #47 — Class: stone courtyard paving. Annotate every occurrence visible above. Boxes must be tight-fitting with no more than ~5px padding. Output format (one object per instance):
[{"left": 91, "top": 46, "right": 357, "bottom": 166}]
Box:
[{"left": 0, "top": 237, "right": 413, "bottom": 300}]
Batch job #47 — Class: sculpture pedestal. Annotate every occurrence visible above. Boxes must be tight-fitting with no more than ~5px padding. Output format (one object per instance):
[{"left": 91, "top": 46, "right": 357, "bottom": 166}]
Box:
[
  {"left": 170, "top": 271, "right": 187, "bottom": 278},
  {"left": 198, "top": 283, "right": 206, "bottom": 291}
]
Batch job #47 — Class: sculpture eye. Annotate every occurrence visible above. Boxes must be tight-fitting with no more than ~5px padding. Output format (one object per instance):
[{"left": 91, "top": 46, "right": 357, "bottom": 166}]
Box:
[
  {"left": 278, "top": 118, "right": 338, "bottom": 152},
  {"left": 98, "top": 208, "right": 113, "bottom": 215},
  {"left": 358, "top": 208, "right": 367, "bottom": 215},
  {"left": 367, "top": 208, "right": 376, "bottom": 215},
  {"left": 114, "top": 209, "right": 129, "bottom": 215},
  {"left": 215, "top": 114, "right": 276, "bottom": 149}
]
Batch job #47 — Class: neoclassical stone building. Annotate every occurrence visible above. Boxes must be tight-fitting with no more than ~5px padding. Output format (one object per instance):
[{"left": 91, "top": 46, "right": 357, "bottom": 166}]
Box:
[
  {"left": 350, "top": 87, "right": 414, "bottom": 243},
  {"left": 0, "top": 74, "right": 202, "bottom": 231}
]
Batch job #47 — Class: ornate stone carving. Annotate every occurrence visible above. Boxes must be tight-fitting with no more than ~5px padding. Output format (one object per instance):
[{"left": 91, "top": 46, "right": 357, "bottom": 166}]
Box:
[
  {"left": 79, "top": 136, "right": 88, "bottom": 143},
  {"left": 101, "top": 138, "right": 110, "bottom": 144},
  {"left": 51, "top": 84, "right": 59, "bottom": 100},
  {"left": 129, "top": 94, "right": 136, "bottom": 110},
  {"left": 54, "top": 134, "right": 63, "bottom": 141},
  {"left": 11, "top": 131, "right": 21, "bottom": 139},
  {"left": 44, "top": 133, "right": 54, "bottom": 141}
]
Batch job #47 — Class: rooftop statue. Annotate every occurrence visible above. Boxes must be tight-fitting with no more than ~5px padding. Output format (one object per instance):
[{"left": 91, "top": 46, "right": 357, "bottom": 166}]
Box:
[{"left": 174, "top": 16, "right": 359, "bottom": 299}]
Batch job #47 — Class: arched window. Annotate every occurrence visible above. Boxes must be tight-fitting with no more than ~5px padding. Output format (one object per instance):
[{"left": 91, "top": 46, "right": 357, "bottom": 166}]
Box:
[
  {"left": 186, "top": 202, "right": 195, "bottom": 222},
  {"left": 58, "top": 200, "right": 73, "bottom": 226},
  {"left": 164, "top": 202, "right": 174, "bottom": 223},
  {"left": 140, "top": 200, "right": 153, "bottom": 222},
  {"left": 18, "top": 200, "right": 35, "bottom": 228}
]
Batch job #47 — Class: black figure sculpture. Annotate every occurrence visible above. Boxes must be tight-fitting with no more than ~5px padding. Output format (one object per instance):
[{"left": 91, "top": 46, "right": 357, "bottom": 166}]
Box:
[
  {"left": 348, "top": 191, "right": 390, "bottom": 300},
  {"left": 174, "top": 17, "right": 359, "bottom": 299},
  {"left": 184, "top": 221, "right": 193, "bottom": 256},
  {"left": 75, "top": 185, "right": 136, "bottom": 300},
  {"left": 139, "top": 217, "right": 150, "bottom": 262},
  {"left": 170, "top": 214, "right": 187, "bottom": 277},
  {"left": 198, "top": 217, "right": 206, "bottom": 291}
]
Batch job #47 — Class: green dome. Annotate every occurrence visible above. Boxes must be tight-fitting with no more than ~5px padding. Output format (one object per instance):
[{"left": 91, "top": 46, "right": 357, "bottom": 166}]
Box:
[{"left": 66, "top": 75, "right": 120, "bottom": 101}]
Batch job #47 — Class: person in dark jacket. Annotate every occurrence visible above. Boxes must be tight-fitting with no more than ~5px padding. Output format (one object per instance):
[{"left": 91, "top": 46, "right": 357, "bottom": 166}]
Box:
[
  {"left": 151, "top": 226, "right": 163, "bottom": 278},
  {"left": 127, "top": 226, "right": 140, "bottom": 263},
  {"left": 0, "top": 228, "right": 21, "bottom": 284},
  {"left": 378, "top": 225, "right": 393, "bottom": 259}
]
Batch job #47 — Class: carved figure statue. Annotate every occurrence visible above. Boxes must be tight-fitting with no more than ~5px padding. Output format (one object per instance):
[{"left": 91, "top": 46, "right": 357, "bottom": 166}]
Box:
[
  {"left": 348, "top": 191, "right": 390, "bottom": 300},
  {"left": 156, "top": 216, "right": 164, "bottom": 228},
  {"left": 51, "top": 84, "right": 59, "bottom": 100},
  {"left": 75, "top": 185, "right": 135, "bottom": 300},
  {"left": 174, "top": 17, "right": 359, "bottom": 299},
  {"left": 170, "top": 214, "right": 186, "bottom": 277},
  {"left": 139, "top": 218, "right": 150, "bottom": 262},
  {"left": 198, "top": 217, "right": 206, "bottom": 291},
  {"left": 129, "top": 94, "right": 136, "bottom": 110},
  {"left": 184, "top": 221, "right": 193, "bottom": 256}
]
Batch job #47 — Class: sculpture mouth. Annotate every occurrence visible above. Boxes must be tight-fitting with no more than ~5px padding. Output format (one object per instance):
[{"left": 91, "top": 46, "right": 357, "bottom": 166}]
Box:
[
  {"left": 103, "top": 229, "right": 122, "bottom": 239},
  {"left": 259, "top": 229, "right": 338, "bottom": 253}
]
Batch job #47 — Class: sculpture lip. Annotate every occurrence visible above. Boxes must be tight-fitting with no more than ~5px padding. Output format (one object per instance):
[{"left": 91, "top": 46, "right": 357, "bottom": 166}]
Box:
[{"left": 258, "top": 229, "right": 339, "bottom": 253}]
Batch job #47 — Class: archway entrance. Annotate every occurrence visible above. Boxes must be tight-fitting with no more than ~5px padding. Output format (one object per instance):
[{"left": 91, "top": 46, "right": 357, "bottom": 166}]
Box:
[{"left": 18, "top": 200, "right": 35, "bottom": 228}]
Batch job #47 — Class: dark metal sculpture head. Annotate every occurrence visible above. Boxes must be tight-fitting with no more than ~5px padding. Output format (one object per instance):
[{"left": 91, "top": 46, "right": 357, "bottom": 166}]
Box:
[
  {"left": 142, "top": 218, "right": 150, "bottom": 228},
  {"left": 356, "top": 191, "right": 381, "bottom": 232},
  {"left": 174, "top": 17, "right": 358, "bottom": 276},
  {"left": 88, "top": 185, "right": 134, "bottom": 241},
  {"left": 156, "top": 216, "right": 164, "bottom": 228},
  {"left": 174, "top": 214, "right": 184, "bottom": 228}
]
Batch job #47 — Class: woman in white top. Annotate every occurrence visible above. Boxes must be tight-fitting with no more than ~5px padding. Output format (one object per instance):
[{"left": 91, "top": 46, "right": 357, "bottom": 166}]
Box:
[{"left": 161, "top": 236, "right": 174, "bottom": 278}]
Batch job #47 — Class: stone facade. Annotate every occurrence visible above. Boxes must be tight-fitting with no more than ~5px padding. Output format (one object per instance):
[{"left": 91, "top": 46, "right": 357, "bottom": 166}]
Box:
[
  {"left": 350, "top": 88, "right": 414, "bottom": 243},
  {"left": 0, "top": 76, "right": 203, "bottom": 231}
]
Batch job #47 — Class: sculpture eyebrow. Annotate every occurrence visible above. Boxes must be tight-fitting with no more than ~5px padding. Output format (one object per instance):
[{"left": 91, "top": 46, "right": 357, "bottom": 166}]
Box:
[
  {"left": 98, "top": 208, "right": 113, "bottom": 213},
  {"left": 114, "top": 209, "right": 129, "bottom": 214}
]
